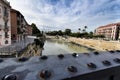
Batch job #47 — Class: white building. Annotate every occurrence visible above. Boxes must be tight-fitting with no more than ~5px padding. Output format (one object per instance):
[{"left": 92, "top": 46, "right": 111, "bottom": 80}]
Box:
[{"left": 0, "top": 0, "right": 11, "bottom": 46}]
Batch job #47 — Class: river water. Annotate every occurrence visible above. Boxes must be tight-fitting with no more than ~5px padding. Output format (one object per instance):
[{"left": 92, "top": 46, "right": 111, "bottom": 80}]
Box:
[{"left": 42, "top": 39, "right": 95, "bottom": 55}]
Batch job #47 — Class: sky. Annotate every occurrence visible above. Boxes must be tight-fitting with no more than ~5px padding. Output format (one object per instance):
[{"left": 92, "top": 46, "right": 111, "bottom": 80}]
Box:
[{"left": 7, "top": 0, "right": 120, "bottom": 32}]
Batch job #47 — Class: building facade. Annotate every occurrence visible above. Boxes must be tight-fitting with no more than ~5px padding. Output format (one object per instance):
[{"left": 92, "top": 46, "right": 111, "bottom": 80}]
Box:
[
  {"left": 95, "top": 23, "right": 120, "bottom": 40},
  {"left": 0, "top": 0, "right": 11, "bottom": 46},
  {"left": 27, "top": 24, "right": 32, "bottom": 36},
  {"left": 11, "top": 9, "right": 28, "bottom": 43}
]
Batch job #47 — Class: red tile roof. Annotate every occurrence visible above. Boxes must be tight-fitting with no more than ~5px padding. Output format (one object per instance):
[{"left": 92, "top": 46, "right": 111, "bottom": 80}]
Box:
[{"left": 97, "top": 22, "right": 120, "bottom": 29}]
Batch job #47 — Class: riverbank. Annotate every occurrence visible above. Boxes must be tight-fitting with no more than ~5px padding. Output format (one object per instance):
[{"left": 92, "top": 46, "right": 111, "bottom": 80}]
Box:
[
  {"left": 46, "top": 36, "right": 120, "bottom": 51},
  {"left": 68, "top": 37, "right": 120, "bottom": 51}
]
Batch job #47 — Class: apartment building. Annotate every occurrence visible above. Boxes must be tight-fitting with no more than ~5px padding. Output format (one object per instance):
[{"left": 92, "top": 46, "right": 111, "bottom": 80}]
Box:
[
  {"left": 11, "top": 9, "right": 28, "bottom": 43},
  {"left": 95, "top": 23, "right": 120, "bottom": 40},
  {"left": 0, "top": 0, "right": 11, "bottom": 46},
  {"left": 27, "top": 24, "right": 32, "bottom": 36}
]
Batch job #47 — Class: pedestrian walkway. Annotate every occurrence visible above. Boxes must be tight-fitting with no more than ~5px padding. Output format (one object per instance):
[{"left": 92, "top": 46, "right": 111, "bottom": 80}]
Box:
[{"left": 0, "top": 37, "right": 34, "bottom": 56}]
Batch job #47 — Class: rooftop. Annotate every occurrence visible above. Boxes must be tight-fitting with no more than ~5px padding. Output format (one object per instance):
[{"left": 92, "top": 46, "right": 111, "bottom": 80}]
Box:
[{"left": 97, "top": 22, "right": 120, "bottom": 29}]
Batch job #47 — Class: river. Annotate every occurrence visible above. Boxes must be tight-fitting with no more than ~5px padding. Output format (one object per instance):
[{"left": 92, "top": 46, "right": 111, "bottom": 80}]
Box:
[{"left": 42, "top": 39, "right": 95, "bottom": 55}]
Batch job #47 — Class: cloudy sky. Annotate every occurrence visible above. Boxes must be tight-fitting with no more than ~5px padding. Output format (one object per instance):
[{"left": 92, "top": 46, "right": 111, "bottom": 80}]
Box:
[{"left": 8, "top": 0, "right": 120, "bottom": 32}]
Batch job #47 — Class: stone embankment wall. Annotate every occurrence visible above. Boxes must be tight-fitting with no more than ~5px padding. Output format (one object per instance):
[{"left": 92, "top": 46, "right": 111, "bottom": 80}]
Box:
[
  {"left": 68, "top": 37, "right": 120, "bottom": 51},
  {"left": 19, "top": 37, "right": 45, "bottom": 57},
  {"left": 20, "top": 43, "right": 42, "bottom": 57}
]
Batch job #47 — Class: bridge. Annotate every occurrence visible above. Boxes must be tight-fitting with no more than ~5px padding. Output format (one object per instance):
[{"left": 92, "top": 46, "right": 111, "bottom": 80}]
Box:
[{"left": 0, "top": 51, "right": 120, "bottom": 80}]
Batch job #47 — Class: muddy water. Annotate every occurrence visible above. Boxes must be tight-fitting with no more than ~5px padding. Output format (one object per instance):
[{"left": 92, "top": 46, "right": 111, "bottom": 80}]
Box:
[{"left": 42, "top": 39, "right": 95, "bottom": 55}]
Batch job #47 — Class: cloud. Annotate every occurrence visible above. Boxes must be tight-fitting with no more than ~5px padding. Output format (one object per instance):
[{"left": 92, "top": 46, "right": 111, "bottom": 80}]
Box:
[{"left": 8, "top": 0, "right": 120, "bottom": 31}]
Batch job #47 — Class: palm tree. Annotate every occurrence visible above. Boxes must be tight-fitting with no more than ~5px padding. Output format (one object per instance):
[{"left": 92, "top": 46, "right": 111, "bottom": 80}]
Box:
[
  {"left": 78, "top": 28, "right": 81, "bottom": 33},
  {"left": 84, "top": 26, "right": 87, "bottom": 32},
  {"left": 82, "top": 29, "right": 85, "bottom": 33},
  {"left": 84, "top": 26, "right": 87, "bottom": 29}
]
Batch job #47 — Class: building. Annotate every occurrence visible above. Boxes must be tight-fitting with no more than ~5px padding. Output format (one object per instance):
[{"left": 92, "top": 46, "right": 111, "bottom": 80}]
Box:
[
  {"left": 0, "top": 0, "right": 11, "bottom": 46},
  {"left": 95, "top": 23, "right": 120, "bottom": 40},
  {"left": 27, "top": 24, "right": 32, "bottom": 36},
  {"left": 11, "top": 9, "right": 28, "bottom": 43}
]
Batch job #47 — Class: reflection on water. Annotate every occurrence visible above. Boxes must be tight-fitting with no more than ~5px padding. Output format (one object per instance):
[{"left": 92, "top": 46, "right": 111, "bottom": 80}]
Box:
[{"left": 42, "top": 39, "right": 95, "bottom": 55}]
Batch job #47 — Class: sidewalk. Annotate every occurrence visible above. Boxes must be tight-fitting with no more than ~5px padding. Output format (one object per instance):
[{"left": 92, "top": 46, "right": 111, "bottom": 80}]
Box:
[{"left": 0, "top": 37, "right": 34, "bottom": 55}]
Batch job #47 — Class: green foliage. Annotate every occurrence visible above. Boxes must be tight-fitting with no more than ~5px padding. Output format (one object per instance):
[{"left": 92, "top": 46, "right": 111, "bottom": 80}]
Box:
[
  {"left": 34, "top": 39, "right": 44, "bottom": 47},
  {"left": 70, "top": 32, "right": 90, "bottom": 38},
  {"left": 46, "top": 31, "right": 58, "bottom": 35},
  {"left": 31, "top": 23, "right": 43, "bottom": 37},
  {"left": 58, "top": 30, "right": 63, "bottom": 36},
  {"left": 31, "top": 23, "right": 40, "bottom": 35},
  {"left": 70, "top": 32, "right": 80, "bottom": 37},
  {"left": 36, "top": 33, "right": 43, "bottom": 37},
  {"left": 89, "top": 31, "right": 93, "bottom": 35},
  {"left": 93, "top": 35, "right": 105, "bottom": 38},
  {"left": 64, "top": 29, "right": 71, "bottom": 35},
  {"left": 46, "top": 26, "right": 105, "bottom": 39}
]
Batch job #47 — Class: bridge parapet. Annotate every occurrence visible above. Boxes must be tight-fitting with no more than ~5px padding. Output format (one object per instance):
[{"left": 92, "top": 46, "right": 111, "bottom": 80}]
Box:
[{"left": 0, "top": 51, "right": 120, "bottom": 80}]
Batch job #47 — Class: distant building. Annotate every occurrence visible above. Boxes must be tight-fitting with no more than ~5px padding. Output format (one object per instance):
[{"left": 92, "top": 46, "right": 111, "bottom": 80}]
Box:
[
  {"left": 11, "top": 9, "right": 28, "bottom": 43},
  {"left": 0, "top": 0, "right": 11, "bottom": 46},
  {"left": 95, "top": 23, "right": 120, "bottom": 40}
]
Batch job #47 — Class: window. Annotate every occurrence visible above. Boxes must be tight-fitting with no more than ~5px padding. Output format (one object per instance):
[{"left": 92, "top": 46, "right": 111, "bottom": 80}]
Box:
[
  {"left": 17, "top": 20, "right": 20, "bottom": 25},
  {"left": 5, "top": 22, "right": 7, "bottom": 28},
  {"left": 5, "top": 32, "right": 9, "bottom": 38},
  {"left": 0, "top": 6, "right": 2, "bottom": 19},
  {"left": 0, "top": 5, "right": 1, "bottom": 14},
  {"left": 109, "top": 75, "right": 114, "bottom": 80},
  {"left": 0, "top": 35, "right": 2, "bottom": 38},
  {"left": 0, "top": 8, "right": 1, "bottom": 14},
  {"left": 13, "top": 34, "right": 16, "bottom": 37},
  {"left": 4, "top": 7, "right": 8, "bottom": 17}
]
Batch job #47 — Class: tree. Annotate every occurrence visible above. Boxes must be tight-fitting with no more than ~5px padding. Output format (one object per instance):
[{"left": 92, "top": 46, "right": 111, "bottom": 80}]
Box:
[
  {"left": 58, "top": 30, "right": 63, "bottom": 36},
  {"left": 31, "top": 23, "right": 41, "bottom": 35},
  {"left": 84, "top": 26, "right": 87, "bottom": 29},
  {"left": 64, "top": 29, "right": 71, "bottom": 35},
  {"left": 93, "top": 35, "right": 105, "bottom": 38},
  {"left": 82, "top": 29, "right": 86, "bottom": 33},
  {"left": 84, "top": 26, "right": 87, "bottom": 32},
  {"left": 78, "top": 28, "right": 81, "bottom": 33},
  {"left": 89, "top": 31, "right": 93, "bottom": 35}
]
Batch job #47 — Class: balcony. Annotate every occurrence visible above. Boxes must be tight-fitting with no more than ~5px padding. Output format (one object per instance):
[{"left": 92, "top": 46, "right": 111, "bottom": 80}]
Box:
[
  {"left": 17, "top": 20, "right": 20, "bottom": 26},
  {"left": 17, "top": 27, "right": 23, "bottom": 34},
  {"left": 3, "top": 0, "right": 10, "bottom": 5},
  {"left": 4, "top": 27, "right": 9, "bottom": 32},
  {"left": 3, "top": 9, "right": 9, "bottom": 18},
  {"left": 0, "top": 24, "right": 3, "bottom": 30},
  {"left": 17, "top": 17, "right": 20, "bottom": 20}
]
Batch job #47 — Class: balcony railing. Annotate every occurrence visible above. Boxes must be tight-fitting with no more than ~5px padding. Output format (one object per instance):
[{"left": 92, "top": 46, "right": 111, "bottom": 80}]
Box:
[
  {"left": 2, "top": 0, "right": 10, "bottom": 5},
  {"left": 0, "top": 24, "right": 3, "bottom": 29}
]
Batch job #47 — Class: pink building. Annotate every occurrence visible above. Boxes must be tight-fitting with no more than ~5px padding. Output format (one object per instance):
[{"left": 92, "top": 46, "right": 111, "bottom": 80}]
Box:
[
  {"left": 95, "top": 23, "right": 120, "bottom": 40},
  {"left": 0, "top": 0, "right": 11, "bottom": 46}
]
